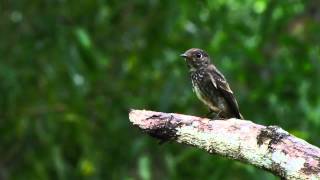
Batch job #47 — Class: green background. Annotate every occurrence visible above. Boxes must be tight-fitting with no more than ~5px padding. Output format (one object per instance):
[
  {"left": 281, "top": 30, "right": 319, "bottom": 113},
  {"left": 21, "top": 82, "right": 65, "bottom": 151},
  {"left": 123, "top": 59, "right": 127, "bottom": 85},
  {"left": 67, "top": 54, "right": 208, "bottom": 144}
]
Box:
[{"left": 1, "top": 0, "right": 320, "bottom": 179}]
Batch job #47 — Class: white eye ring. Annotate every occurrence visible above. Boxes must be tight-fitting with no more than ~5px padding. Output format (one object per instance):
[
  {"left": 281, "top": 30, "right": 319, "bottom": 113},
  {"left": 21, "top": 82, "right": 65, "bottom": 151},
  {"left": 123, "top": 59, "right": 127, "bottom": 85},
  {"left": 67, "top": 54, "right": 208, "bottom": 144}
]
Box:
[{"left": 196, "top": 52, "right": 202, "bottom": 58}]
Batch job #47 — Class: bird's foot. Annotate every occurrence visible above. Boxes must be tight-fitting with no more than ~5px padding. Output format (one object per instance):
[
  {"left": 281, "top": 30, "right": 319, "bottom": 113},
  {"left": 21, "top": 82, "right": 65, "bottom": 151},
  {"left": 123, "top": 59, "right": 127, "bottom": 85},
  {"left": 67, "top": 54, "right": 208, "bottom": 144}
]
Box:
[
  {"left": 205, "top": 110, "right": 214, "bottom": 118},
  {"left": 210, "top": 117, "right": 227, "bottom": 120},
  {"left": 206, "top": 110, "right": 227, "bottom": 120},
  {"left": 205, "top": 110, "right": 225, "bottom": 120}
]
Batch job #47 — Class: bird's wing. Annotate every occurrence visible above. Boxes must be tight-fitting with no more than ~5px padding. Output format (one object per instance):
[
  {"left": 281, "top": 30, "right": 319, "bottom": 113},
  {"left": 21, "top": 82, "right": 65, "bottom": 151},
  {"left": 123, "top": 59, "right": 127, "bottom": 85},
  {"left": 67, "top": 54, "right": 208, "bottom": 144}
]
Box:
[{"left": 207, "top": 65, "right": 243, "bottom": 119}]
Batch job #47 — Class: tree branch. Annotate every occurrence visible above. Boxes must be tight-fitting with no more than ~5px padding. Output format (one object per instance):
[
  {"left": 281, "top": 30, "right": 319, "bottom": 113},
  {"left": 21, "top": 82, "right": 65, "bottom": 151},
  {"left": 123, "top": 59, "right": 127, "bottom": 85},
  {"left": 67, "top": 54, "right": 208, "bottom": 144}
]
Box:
[{"left": 129, "top": 109, "right": 320, "bottom": 179}]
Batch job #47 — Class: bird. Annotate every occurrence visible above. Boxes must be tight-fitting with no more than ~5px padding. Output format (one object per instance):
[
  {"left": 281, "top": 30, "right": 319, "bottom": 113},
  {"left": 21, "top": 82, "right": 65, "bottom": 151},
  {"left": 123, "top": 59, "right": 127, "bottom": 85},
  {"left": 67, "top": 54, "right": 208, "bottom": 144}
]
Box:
[{"left": 180, "top": 48, "right": 243, "bottom": 119}]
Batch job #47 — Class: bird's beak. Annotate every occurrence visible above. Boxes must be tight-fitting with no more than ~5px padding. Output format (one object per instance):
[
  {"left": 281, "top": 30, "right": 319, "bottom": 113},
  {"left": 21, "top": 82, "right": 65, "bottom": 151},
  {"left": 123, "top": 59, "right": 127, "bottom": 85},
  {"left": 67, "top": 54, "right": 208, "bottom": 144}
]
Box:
[{"left": 180, "top": 53, "right": 187, "bottom": 58}]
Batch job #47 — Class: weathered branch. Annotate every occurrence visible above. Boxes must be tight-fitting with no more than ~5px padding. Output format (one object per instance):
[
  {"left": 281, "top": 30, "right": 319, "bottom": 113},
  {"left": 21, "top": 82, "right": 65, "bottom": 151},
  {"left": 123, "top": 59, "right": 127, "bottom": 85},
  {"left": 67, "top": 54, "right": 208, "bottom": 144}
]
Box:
[{"left": 129, "top": 109, "right": 320, "bottom": 179}]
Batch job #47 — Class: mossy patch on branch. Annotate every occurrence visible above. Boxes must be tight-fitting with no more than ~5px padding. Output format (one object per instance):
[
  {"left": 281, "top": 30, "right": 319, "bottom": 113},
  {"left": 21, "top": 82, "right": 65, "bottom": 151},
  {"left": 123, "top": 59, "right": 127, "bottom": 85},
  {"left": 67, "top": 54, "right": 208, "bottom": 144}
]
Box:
[
  {"left": 144, "top": 114, "right": 182, "bottom": 143},
  {"left": 257, "top": 126, "right": 289, "bottom": 151}
]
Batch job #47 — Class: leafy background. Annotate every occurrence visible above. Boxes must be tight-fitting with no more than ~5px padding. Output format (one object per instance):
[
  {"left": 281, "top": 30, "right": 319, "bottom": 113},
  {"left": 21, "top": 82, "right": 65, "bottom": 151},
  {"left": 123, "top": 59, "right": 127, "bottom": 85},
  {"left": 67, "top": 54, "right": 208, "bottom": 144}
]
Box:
[{"left": 1, "top": 0, "right": 320, "bottom": 179}]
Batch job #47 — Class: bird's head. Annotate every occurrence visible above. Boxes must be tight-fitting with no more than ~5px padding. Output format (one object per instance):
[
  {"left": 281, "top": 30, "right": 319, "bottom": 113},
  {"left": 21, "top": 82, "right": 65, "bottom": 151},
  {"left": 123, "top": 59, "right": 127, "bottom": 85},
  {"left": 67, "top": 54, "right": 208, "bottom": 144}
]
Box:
[{"left": 180, "top": 48, "right": 210, "bottom": 70}]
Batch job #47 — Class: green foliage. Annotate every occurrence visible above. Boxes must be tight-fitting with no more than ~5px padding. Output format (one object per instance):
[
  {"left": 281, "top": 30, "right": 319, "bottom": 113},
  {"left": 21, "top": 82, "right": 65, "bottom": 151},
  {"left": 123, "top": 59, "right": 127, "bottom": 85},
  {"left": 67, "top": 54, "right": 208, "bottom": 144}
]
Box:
[{"left": 1, "top": 0, "right": 320, "bottom": 179}]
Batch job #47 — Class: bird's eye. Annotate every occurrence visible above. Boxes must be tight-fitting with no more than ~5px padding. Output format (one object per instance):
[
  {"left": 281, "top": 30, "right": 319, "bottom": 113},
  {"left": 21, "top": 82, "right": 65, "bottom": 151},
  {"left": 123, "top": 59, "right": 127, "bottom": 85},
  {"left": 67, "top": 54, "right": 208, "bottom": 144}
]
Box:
[{"left": 195, "top": 52, "right": 202, "bottom": 58}]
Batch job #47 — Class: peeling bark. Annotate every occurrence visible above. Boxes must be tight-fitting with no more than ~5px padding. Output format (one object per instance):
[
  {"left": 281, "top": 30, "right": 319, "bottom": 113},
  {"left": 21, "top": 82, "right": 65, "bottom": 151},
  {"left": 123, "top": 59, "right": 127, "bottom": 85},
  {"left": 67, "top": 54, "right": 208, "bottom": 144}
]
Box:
[{"left": 129, "top": 109, "right": 320, "bottom": 180}]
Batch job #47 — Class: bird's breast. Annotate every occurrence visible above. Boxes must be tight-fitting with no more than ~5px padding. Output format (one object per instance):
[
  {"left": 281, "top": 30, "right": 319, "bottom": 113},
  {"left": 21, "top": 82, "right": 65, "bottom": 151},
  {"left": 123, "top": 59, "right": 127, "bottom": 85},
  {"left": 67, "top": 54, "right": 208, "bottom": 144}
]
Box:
[{"left": 190, "top": 71, "right": 221, "bottom": 112}]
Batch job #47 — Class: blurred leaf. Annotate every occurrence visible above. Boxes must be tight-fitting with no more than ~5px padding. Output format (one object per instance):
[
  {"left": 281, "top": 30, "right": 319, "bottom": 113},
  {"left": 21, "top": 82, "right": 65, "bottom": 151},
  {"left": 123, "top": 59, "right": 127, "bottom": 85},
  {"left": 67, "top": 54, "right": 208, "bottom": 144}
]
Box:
[
  {"left": 138, "top": 155, "right": 151, "bottom": 180},
  {"left": 75, "top": 28, "right": 92, "bottom": 49},
  {"left": 80, "top": 159, "right": 95, "bottom": 177}
]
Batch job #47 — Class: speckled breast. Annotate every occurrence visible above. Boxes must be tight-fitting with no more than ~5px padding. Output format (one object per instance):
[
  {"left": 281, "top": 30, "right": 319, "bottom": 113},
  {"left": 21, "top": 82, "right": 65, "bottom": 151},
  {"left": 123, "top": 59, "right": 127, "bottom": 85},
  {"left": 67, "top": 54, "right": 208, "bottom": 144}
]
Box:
[{"left": 190, "top": 70, "right": 222, "bottom": 113}]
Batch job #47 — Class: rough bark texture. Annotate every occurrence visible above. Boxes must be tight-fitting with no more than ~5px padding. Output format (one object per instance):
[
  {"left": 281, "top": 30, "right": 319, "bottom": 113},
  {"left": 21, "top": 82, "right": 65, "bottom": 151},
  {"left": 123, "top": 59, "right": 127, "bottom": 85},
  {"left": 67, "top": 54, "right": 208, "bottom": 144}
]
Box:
[{"left": 129, "top": 109, "right": 320, "bottom": 180}]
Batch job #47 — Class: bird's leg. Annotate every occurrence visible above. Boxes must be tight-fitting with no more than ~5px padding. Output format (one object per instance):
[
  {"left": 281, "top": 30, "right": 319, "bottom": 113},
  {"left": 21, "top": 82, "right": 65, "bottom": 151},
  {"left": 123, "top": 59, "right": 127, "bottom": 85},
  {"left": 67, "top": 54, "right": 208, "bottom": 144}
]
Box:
[
  {"left": 205, "top": 109, "right": 220, "bottom": 120},
  {"left": 212, "top": 110, "right": 225, "bottom": 120},
  {"left": 205, "top": 109, "right": 226, "bottom": 120},
  {"left": 205, "top": 109, "right": 214, "bottom": 118},
  {"left": 215, "top": 111, "right": 222, "bottom": 118}
]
